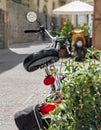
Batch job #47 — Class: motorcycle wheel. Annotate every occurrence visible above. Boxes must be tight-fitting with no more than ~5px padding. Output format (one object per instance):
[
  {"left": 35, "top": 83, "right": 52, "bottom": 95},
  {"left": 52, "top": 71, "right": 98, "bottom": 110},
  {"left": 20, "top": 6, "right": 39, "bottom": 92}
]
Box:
[
  {"left": 74, "top": 39, "right": 86, "bottom": 61},
  {"left": 75, "top": 49, "right": 86, "bottom": 62}
]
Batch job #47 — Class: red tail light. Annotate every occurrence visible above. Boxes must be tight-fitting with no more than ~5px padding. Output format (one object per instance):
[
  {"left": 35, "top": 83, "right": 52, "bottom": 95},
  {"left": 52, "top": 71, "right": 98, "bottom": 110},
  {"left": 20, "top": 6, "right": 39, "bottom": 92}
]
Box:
[
  {"left": 40, "top": 101, "right": 61, "bottom": 115},
  {"left": 44, "top": 75, "right": 55, "bottom": 85}
]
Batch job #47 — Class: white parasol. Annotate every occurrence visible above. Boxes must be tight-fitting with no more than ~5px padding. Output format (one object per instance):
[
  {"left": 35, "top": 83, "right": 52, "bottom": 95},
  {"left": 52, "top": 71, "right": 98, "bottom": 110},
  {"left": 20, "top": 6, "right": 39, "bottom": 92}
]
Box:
[{"left": 53, "top": 0, "right": 93, "bottom": 15}]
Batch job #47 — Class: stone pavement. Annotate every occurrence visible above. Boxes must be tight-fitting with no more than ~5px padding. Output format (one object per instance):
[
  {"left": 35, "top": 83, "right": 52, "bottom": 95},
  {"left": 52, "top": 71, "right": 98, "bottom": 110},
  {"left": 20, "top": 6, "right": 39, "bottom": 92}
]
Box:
[
  {"left": 0, "top": 41, "right": 57, "bottom": 130},
  {"left": 1, "top": 40, "right": 98, "bottom": 130}
]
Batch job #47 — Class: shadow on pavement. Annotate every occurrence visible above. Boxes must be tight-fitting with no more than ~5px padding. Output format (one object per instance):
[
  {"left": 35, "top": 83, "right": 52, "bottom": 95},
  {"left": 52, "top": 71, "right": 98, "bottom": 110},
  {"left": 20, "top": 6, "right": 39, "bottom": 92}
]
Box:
[
  {"left": 0, "top": 48, "right": 27, "bottom": 74},
  {"left": 0, "top": 41, "right": 49, "bottom": 74}
]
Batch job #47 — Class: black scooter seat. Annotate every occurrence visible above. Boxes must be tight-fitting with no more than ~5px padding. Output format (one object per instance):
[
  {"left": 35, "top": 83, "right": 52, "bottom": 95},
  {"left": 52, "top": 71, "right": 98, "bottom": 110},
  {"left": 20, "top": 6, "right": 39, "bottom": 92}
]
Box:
[{"left": 23, "top": 48, "right": 59, "bottom": 72}]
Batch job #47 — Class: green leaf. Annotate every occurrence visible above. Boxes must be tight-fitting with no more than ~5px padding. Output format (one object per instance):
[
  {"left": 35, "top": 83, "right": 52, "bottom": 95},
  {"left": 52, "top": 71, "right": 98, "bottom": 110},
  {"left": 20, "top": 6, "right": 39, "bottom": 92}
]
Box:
[{"left": 48, "top": 49, "right": 101, "bottom": 130}]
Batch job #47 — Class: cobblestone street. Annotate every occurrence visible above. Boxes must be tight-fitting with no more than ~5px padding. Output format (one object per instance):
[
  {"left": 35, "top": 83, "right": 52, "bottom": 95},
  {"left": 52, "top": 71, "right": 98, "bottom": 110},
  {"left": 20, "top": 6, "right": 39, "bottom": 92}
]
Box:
[{"left": 0, "top": 41, "right": 53, "bottom": 130}]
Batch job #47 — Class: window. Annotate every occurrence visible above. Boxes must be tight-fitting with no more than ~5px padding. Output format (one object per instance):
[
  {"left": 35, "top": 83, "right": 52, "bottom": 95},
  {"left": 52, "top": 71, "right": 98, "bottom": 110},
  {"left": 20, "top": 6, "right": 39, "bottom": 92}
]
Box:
[
  {"left": 52, "top": 2, "right": 55, "bottom": 10},
  {"left": 12, "top": 0, "right": 29, "bottom": 7},
  {"left": 37, "top": 0, "right": 40, "bottom": 7},
  {"left": 12, "top": 0, "right": 21, "bottom": 4},
  {"left": 44, "top": 0, "right": 48, "bottom": 2},
  {"left": 22, "top": 0, "right": 29, "bottom": 7}
]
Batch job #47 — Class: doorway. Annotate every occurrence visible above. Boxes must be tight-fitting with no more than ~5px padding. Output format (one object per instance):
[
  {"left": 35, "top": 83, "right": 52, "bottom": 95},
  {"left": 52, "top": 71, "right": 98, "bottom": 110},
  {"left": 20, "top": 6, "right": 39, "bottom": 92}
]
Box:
[{"left": 0, "top": 9, "right": 5, "bottom": 48}]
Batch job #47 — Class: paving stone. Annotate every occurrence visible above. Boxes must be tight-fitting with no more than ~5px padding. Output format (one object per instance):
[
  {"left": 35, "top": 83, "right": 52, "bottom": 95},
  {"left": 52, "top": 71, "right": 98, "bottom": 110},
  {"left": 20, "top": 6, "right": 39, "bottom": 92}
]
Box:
[{"left": 0, "top": 41, "right": 52, "bottom": 130}]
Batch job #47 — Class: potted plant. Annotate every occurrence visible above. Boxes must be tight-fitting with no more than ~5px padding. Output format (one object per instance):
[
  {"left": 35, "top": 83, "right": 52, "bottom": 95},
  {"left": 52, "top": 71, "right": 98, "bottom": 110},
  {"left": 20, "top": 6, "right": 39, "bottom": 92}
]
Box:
[
  {"left": 60, "top": 21, "right": 74, "bottom": 43},
  {"left": 80, "top": 24, "right": 91, "bottom": 47},
  {"left": 57, "top": 37, "right": 68, "bottom": 58},
  {"left": 48, "top": 49, "right": 101, "bottom": 130},
  {"left": 56, "top": 21, "right": 74, "bottom": 58},
  {"left": 80, "top": 24, "right": 90, "bottom": 37}
]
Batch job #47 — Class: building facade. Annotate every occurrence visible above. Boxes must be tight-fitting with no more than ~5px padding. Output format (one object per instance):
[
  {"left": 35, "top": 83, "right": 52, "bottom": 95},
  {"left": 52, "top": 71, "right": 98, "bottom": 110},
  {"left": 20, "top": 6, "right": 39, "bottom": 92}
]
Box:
[
  {"left": 0, "top": 0, "right": 95, "bottom": 48},
  {"left": 0, "top": 0, "right": 6, "bottom": 48},
  {"left": 0, "top": 0, "right": 74, "bottom": 48}
]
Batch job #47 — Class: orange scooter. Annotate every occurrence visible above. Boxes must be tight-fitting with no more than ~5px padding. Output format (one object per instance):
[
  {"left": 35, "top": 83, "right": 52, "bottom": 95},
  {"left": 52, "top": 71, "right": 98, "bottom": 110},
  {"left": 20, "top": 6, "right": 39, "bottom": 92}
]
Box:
[{"left": 71, "top": 28, "right": 87, "bottom": 61}]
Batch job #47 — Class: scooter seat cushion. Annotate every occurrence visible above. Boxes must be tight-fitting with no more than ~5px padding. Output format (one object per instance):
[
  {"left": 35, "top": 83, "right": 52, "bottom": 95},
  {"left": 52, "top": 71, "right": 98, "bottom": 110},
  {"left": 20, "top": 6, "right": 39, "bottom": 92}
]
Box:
[{"left": 23, "top": 48, "right": 59, "bottom": 72}]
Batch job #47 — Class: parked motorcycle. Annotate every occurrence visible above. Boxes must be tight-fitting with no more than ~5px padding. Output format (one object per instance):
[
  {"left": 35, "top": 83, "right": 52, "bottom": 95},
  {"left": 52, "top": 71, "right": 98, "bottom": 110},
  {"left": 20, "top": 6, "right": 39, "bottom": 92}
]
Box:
[
  {"left": 14, "top": 11, "right": 64, "bottom": 130},
  {"left": 71, "top": 28, "right": 87, "bottom": 61},
  {"left": 14, "top": 47, "right": 63, "bottom": 130},
  {"left": 24, "top": 11, "right": 71, "bottom": 58}
]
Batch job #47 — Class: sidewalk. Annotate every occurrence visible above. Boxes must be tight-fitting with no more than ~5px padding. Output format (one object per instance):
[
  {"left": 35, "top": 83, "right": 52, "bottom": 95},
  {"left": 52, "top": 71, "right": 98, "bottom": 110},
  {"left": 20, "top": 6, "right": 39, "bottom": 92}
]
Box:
[{"left": 0, "top": 40, "right": 52, "bottom": 130}]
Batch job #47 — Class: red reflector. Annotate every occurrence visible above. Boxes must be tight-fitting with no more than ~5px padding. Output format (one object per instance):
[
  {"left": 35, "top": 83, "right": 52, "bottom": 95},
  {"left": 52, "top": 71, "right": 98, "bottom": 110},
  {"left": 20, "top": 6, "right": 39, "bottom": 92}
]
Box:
[
  {"left": 40, "top": 104, "right": 56, "bottom": 114},
  {"left": 44, "top": 76, "right": 55, "bottom": 85},
  {"left": 40, "top": 101, "right": 61, "bottom": 115}
]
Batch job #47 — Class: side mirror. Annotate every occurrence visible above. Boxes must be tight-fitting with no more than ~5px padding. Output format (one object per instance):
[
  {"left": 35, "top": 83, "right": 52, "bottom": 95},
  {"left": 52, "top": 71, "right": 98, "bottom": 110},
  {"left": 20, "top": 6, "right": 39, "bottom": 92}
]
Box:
[{"left": 26, "top": 11, "right": 37, "bottom": 23}]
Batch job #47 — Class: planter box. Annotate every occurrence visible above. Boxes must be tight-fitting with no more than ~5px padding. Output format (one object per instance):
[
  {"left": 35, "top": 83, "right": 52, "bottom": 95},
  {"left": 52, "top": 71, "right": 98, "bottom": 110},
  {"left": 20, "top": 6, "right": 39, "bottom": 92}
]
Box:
[{"left": 59, "top": 49, "right": 68, "bottom": 58}]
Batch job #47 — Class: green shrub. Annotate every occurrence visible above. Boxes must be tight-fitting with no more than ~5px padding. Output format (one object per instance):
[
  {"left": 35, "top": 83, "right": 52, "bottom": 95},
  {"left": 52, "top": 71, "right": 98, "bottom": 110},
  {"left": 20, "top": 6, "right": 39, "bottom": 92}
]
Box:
[
  {"left": 60, "top": 21, "right": 74, "bottom": 42},
  {"left": 48, "top": 49, "right": 101, "bottom": 130},
  {"left": 80, "top": 24, "right": 90, "bottom": 37}
]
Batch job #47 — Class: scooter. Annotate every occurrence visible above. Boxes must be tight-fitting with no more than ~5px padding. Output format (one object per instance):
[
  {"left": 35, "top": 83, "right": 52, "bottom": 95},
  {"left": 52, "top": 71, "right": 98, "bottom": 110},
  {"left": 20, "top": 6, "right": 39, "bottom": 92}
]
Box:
[
  {"left": 14, "top": 47, "right": 63, "bottom": 130},
  {"left": 14, "top": 11, "right": 64, "bottom": 130},
  {"left": 24, "top": 11, "right": 71, "bottom": 58},
  {"left": 71, "top": 28, "right": 87, "bottom": 61}
]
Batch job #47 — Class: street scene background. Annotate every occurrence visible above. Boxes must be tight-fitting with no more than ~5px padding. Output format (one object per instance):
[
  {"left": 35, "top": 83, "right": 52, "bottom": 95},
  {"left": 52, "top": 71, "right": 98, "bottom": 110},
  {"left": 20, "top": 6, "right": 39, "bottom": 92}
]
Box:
[
  {"left": 0, "top": 0, "right": 101, "bottom": 130},
  {"left": 0, "top": 41, "right": 53, "bottom": 130}
]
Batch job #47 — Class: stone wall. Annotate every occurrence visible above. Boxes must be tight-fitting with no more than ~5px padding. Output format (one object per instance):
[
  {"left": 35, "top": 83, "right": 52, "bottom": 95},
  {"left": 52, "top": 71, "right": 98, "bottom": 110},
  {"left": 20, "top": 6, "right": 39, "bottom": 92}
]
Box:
[
  {"left": 0, "top": 9, "right": 5, "bottom": 48},
  {"left": 93, "top": 0, "right": 101, "bottom": 50},
  {"left": 6, "top": 1, "right": 38, "bottom": 46}
]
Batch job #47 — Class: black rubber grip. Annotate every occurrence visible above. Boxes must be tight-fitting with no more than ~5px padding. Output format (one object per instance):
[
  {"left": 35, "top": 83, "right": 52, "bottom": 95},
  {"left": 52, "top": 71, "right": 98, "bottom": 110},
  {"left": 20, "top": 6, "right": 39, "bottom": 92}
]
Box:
[{"left": 24, "top": 29, "right": 40, "bottom": 33}]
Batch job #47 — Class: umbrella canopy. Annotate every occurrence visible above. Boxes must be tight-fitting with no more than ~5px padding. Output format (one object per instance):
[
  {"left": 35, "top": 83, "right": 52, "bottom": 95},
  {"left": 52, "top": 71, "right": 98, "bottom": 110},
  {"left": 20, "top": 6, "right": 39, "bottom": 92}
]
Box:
[{"left": 53, "top": 0, "right": 93, "bottom": 15}]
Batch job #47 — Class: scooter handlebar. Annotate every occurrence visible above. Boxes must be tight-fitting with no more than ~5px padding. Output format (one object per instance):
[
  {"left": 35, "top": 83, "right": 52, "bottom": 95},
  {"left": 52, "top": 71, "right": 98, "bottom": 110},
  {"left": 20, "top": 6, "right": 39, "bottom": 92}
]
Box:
[
  {"left": 24, "top": 26, "right": 56, "bottom": 41},
  {"left": 24, "top": 25, "right": 45, "bottom": 34},
  {"left": 24, "top": 29, "right": 40, "bottom": 33}
]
